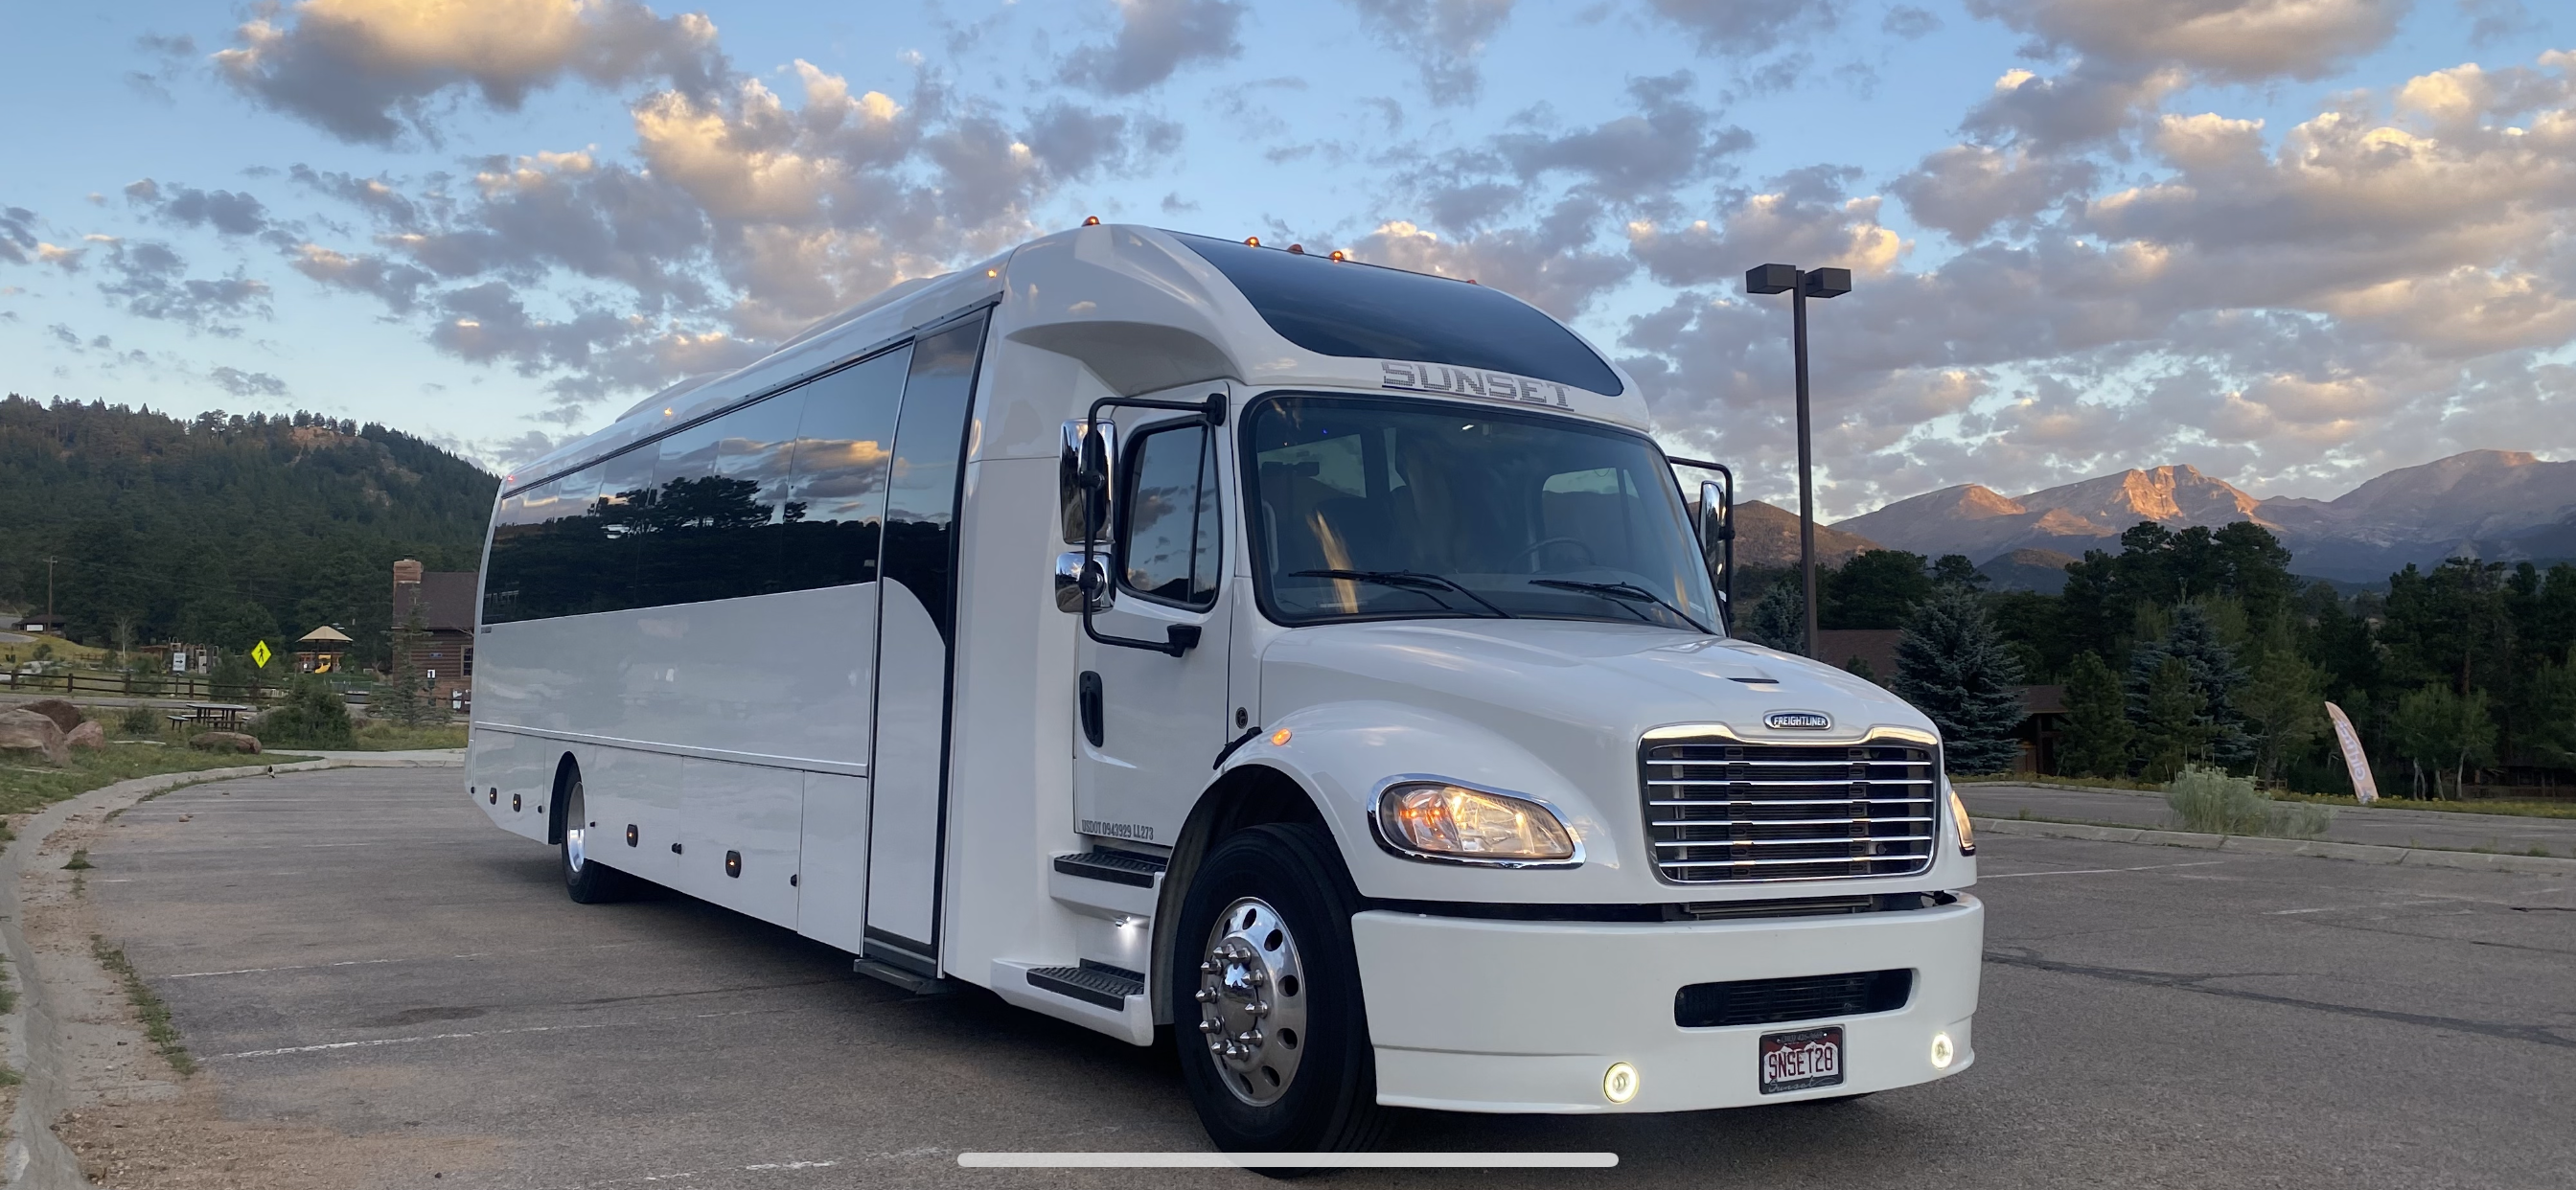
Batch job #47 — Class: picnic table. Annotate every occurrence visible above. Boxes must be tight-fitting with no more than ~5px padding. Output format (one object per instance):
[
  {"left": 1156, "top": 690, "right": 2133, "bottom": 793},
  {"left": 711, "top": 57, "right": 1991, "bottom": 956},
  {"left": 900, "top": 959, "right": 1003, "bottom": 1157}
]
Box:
[{"left": 174, "top": 702, "right": 254, "bottom": 732}]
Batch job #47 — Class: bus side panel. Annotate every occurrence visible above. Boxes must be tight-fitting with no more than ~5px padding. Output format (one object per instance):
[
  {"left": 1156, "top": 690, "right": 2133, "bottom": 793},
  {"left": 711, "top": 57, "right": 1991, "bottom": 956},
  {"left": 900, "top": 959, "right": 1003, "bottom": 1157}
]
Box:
[
  {"left": 678, "top": 758, "right": 803, "bottom": 928},
  {"left": 593, "top": 744, "right": 684, "bottom": 889},
  {"left": 796, "top": 772, "right": 871, "bottom": 952},
  {"left": 468, "top": 725, "right": 550, "bottom": 842}
]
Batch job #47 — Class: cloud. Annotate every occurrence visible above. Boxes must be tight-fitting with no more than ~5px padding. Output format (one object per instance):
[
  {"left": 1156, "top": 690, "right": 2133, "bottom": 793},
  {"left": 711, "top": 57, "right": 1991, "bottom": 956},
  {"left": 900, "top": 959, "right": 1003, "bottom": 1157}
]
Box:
[
  {"left": 210, "top": 366, "right": 290, "bottom": 397},
  {"left": 93, "top": 240, "right": 272, "bottom": 333},
  {"left": 1618, "top": 50, "right": 2576, "bottom": 513},
  {"left": 215, "top": 0, "right": 726, "bottom": 144},
  {"left": 124, "top": 178, "right": 272, "bottom": 236},
  {"left": 1352, "top": 215, "right": 1635, "bottom": 319},
  {"left": 1058, "top": 0, "right": 1249, "bottom": 96},
  {"left": 288, "top": 165, "right": 425, "bottom": 229},
  {"left": 289, "top": 243, "right": 438, "bottom": 312},
  {"left": 0, "top": 207, "right": 35, "bottom": 265},
  {"left": 1644, "top": 0, "right": 1842, "bottom": 55},
  {"left": 1628, "top": 166, "right": 1907, "bottom": 286},
  {"left": 1492, "top": 73, "right": 1752, "bottom": 200},
  {"left": 1889, "top": 143, "right": 2098, "bottom": 241},
  {"left": 1344, "top": 0, "right": 1515, "bottom": 104},
  {"left": 1963, "top": 0, "right": 2405, "bottom": 83}
]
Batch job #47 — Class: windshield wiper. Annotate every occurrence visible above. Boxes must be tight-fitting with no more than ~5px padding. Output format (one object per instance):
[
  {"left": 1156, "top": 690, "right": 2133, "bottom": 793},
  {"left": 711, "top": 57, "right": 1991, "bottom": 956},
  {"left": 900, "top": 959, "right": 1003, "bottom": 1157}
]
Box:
[
  {"left": 1291, "top": 569, "right": 1513, "bottom": 618},
  {"left": 1528, "top": 579, "right": 1713, "bottom": 634}
]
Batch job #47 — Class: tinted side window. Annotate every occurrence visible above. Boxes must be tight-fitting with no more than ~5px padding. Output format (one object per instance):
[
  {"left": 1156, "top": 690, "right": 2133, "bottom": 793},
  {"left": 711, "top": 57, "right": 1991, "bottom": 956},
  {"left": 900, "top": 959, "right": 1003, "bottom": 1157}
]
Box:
[
  {"left": 482, "top": 489, "right": 539, "bottom": 624},
  {"left": 634, "top": 420, "right": 737, "bottom": 608},
  {"left": 783, "top": 348, "right": 909, "bottom": 592},
  {"left": 881, "top": 317, "right": 988, "bottom": 642},
  {"left": 589, "top": 442, "right": 656, "bottom": 611},
  {"left": 1119, "top": 423, "right": 1221, "bottom": 607},
  {"left": 711, "top": 389, "right": 805, "bottom": 598},
  {"left": 1175, "top": 233, "right": 1622, "bottom": 396}
]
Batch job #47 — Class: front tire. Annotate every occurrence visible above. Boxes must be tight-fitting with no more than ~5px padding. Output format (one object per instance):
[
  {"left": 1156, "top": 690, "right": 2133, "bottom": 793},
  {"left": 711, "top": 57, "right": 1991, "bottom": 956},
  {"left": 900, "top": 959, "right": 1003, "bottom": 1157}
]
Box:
[
  {"left": 560, "top": 775, "right": 631, "bottom": 904},
  {"left": 1171, "top": 823, "right": 1389, "bottom": 1156}
]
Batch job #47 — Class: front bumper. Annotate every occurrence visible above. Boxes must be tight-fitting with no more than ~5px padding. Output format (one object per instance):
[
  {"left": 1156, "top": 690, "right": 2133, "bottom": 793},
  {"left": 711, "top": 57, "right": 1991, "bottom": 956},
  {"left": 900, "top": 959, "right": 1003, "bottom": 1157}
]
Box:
[{"left": 1352, "top": 896, "right": 1983, "bottom": 1112}]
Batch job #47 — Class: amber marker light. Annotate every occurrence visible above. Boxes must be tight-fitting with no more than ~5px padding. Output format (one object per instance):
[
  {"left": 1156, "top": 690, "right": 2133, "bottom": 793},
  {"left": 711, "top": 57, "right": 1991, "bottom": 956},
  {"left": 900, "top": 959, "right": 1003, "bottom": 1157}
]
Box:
[
  {"left": 1287, "top": 243, "right": 1305, "bottom": 254},
  {"left": 1083, "top": 216, "right": 1100, "bottom": 225},
  {"left": 1269, "top": 728, "right": 1291, "bottom": 746},
  {"left": 1328, "top": 250, "right": 1346, "bottom": 262},
  {"left": 1244, "top": 236, "right": 1260, "bottom": 246}
]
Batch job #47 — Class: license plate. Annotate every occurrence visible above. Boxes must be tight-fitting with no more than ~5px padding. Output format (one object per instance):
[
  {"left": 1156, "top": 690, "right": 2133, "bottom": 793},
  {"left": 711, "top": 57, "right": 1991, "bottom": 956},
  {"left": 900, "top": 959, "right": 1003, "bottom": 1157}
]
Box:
[{"left": 1759, "top": 1025, "right": 1844, "bottom": 1094}]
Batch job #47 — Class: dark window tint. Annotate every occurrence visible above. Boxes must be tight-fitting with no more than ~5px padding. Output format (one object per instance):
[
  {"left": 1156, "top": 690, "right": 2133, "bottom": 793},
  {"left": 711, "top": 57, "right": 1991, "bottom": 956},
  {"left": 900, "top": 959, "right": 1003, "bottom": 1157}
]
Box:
[
  {"left": 881, "top": 316, "right": 988, "bottom": 644},
  {"left": 1118, "top": 423, "right": 1221, "bottom": 607},
  {"left": 709, "top": 388, "right": 806, "bottom": 597},
  {"left": 1174, "top": 233, "right": 1622, "bottom": 396},
  {"left": 782, "top": 348, "right": 908, "bottom": 591},
  {"left": 478, "top": 332, "right": 971, "bottom": 622}
]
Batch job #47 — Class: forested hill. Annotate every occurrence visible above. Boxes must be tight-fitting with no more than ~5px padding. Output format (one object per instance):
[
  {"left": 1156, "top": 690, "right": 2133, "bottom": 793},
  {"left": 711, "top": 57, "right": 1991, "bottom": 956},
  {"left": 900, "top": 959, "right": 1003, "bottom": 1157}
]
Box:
[{"left": 0, "top": 396, "right": 498, "bottom": 664}]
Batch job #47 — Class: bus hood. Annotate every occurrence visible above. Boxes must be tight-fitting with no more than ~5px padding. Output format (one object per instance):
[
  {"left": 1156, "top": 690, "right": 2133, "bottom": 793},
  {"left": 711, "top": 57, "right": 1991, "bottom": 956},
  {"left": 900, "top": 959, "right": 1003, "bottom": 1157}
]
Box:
[
  {"left": 1252, "top": 617, "right": 1958, "bottom": 903},
  {"left": 1258, "top": 617, "right": 1937, "bottom": 747}
]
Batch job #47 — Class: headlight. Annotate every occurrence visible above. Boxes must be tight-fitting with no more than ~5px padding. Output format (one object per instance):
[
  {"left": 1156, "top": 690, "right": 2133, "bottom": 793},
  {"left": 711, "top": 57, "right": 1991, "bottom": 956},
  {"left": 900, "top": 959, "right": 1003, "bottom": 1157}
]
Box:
[
  {"left": 1948, "top": 787, "right": 1975, "bottom": 856},
  {"left": 1376, "top": 781, "right": 1576, "bottom": 863}
]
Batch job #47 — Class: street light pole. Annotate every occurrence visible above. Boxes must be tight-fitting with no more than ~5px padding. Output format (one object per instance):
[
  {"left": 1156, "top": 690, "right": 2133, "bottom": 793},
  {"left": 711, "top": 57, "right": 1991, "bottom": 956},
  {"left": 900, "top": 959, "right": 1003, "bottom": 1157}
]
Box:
[{"left": 1745, "top": 263, "right": 1852, "bottom": 659}]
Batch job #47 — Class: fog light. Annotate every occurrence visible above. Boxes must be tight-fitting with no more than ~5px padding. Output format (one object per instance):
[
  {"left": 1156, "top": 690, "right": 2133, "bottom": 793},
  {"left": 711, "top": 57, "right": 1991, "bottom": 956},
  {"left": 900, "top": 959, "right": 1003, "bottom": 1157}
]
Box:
[
  {"left": 1930, "top": 1031, "right": 1955, "bottom": 1069},
  {"left": 1602, "top": 1062, "right": 1639, "bottom": 1105}
]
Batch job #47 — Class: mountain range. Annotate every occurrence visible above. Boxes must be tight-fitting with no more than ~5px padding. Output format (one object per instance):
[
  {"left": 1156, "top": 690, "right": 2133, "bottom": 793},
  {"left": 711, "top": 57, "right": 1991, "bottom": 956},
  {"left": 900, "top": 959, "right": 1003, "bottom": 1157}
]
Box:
[{"left": 1828, "top": 450, "right": 2576, "bottom": 584}]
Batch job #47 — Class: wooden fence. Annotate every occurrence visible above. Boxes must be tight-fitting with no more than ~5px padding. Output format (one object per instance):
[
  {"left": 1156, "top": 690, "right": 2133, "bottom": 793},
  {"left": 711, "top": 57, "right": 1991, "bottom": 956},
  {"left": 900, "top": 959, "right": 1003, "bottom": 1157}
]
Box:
[{"left": 0, "top": 670, "right": 298, "bottom": 703}]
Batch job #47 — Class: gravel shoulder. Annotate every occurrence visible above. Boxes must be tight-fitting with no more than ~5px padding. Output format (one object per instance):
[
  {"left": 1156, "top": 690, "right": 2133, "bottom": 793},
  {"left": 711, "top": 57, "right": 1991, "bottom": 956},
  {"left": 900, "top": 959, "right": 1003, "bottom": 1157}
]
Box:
[{"left": 1960, "top": 782, "right": 2576, "bottom": 855}]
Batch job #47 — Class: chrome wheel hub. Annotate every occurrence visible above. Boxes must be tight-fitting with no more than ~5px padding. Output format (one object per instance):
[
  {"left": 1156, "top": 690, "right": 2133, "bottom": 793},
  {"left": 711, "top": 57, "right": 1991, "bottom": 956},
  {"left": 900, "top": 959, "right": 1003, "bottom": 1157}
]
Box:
[
  {"left": 564, "top": 782, "right": 587, "bottom": 874},
  {"left": 1195, "top": 897, "right": 1308, "bottom": 1107}
]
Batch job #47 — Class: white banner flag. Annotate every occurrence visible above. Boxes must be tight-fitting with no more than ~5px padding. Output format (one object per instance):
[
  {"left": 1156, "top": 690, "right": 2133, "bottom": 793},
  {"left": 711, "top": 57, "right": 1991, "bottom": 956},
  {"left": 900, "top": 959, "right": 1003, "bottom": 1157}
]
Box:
[{"left": 2324, "top": 701, "right": 2379, "bottom": 804}]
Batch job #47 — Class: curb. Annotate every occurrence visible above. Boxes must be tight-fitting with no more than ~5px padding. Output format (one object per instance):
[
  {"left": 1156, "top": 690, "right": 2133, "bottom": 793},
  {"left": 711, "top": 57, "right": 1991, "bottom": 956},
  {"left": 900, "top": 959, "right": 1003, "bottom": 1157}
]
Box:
[
  {"left": 1, "top": 756, "right": 457, "bottom": 1188},
  {"left": 1971, "top": 816, "right": 2576, "bottom": 876}
]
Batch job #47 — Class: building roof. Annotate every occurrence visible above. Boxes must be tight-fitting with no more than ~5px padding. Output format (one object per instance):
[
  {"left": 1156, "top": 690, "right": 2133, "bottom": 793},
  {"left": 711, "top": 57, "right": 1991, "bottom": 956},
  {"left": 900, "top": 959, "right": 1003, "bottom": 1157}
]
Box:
[
  {"left": 298, "top": 626, "right": 354, "bottom": 644},
  {"left": 394, "top": 571, "right": 479, "bottom": 633}
]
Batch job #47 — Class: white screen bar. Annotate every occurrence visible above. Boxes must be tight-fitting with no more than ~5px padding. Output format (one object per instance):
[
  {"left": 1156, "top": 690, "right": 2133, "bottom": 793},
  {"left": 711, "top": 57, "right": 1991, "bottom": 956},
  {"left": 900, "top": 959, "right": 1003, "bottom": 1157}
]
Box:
[{"left": 959, "top": 1153, "right": 1619, "bottom": 1168}]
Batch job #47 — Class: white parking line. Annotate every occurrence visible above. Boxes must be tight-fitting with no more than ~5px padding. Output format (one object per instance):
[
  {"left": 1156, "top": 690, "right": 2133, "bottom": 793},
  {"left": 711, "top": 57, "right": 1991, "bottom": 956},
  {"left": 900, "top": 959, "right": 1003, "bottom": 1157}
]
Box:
[{"left": 1982, "top": 860, "right": 2228, "bottom": 880}]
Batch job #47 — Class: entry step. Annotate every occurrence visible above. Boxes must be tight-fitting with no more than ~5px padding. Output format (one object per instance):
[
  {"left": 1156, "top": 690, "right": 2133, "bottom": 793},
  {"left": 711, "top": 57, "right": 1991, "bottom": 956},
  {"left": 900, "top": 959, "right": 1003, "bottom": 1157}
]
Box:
[
  {"left": 1052, "top": 847, "right": 1166, "bottom": 887},
  {"left": 1026, "top": 960, "right": 1145, "bottom": 1010}
]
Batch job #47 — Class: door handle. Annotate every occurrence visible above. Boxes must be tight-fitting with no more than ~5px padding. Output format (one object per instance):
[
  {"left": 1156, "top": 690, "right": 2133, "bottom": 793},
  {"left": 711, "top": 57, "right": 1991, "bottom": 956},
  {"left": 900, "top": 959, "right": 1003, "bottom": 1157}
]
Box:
[{"left": 1078, "top": 671, "right": 1105, "bottom": 747}]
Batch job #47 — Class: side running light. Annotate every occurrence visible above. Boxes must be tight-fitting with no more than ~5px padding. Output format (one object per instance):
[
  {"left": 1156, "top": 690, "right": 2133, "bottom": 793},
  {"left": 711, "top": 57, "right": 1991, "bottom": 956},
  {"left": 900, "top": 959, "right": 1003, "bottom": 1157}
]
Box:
[{"left": 1948, "top": 788, "right": 1975, "bottom": 856}]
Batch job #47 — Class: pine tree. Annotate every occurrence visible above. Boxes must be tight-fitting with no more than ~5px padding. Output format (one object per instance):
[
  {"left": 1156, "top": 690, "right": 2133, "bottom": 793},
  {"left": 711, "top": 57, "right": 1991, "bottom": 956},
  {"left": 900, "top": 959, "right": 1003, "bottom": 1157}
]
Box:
[
  {"left": 2058, "top": 651, "right": 2132, "bottom": 777},
  {"left": 2135, "top": 655, "right": 2209, "bottom": 782},
  {"left": 383, "top": 605, "right": 432, "bottom": 728},
  {"left": 1892, "top": 588, "right": 2028, "bottom": 774},
  {"left": 2239, "top": 644, "right": 2326, "bottom": 783},
  {"left": 2128, "top": 602, "right": 2251, "bottom": 768},
  {"left": 1742, "top": 581, "right": 1805, "bottom": 652}
]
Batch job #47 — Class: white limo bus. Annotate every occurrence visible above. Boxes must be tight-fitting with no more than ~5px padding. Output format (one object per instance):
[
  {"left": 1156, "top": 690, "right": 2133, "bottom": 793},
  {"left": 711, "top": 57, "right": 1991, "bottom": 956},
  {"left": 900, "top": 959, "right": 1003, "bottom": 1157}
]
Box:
[{"left": 466, "top": 223, "right": 1983, "bottom": 1153}]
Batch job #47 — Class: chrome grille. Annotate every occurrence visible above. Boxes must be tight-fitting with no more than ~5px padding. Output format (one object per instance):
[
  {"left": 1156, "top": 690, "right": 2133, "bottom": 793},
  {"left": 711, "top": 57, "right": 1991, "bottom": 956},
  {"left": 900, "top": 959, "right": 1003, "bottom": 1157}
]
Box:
[{"left": 1642, "top": 738, "right": 1939, "bottom": 882}]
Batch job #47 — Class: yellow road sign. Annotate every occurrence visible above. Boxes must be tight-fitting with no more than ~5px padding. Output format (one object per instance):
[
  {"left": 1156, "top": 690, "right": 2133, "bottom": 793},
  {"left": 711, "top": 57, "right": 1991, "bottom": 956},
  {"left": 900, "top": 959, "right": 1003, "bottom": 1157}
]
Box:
[{"left": 250, "top": 640, "right": 273, "bottom": 668}]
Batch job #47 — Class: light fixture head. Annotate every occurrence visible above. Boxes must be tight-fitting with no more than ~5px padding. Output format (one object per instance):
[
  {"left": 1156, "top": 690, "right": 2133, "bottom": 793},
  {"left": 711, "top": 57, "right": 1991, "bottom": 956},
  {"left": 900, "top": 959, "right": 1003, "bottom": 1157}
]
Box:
[
  {"left": 1745, "top": 263, "right": 1799, "bottom": 294},
  {"left": 1802, "top": 266, "right": 1853, "bottom": 298}
]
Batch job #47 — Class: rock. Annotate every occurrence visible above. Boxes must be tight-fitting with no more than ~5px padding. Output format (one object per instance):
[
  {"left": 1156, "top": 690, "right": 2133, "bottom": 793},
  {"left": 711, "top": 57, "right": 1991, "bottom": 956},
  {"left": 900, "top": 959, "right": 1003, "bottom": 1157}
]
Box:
[
  {"left": 65, "top": 720, "right": 106, "bottom": 751},
  {"left": 0, "top": 708, "right": 69, "bottom": 766},
  {"left": 21, "top": 698, "right": 81, "bottom": 733},
  {"left": 188, "top": 731, "right": 262, "bottom": 755}
]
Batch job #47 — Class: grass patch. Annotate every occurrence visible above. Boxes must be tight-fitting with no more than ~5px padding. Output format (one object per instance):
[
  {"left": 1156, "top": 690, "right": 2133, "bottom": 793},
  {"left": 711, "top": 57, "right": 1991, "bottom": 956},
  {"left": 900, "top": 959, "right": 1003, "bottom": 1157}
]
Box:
[
  {"left": 2167, "top": 767, "right": 2334, "bottom": 838},
  {"left": 91, "top": 935, "right": 193, "bottom": 1076},
  {"left": 2270, "top": 790, "right": 2576, "bottom": 820},
  {"left": 1955, "top": 773, "right": 2167, "bottom": 793},
  {"left": 0, "top": 746, "right": 315, "bottom": 817},
  {"left": 343, "top": 721, "right": 468, "bottom": 750}
]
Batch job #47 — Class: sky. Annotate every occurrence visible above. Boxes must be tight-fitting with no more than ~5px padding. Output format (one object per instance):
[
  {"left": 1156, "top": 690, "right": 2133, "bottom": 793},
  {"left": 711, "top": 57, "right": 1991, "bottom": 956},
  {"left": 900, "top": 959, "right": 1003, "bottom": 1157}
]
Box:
[{"left": 2, "top": 0, "right": 2570, "bottom": 518}]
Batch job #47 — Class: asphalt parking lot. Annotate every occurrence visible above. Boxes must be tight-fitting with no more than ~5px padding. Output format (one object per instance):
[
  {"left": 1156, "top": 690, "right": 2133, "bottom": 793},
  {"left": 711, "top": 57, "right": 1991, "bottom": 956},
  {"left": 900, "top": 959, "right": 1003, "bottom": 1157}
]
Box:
[{"left": 82, "top": 767, "right": 2576, "bottom": 1189}]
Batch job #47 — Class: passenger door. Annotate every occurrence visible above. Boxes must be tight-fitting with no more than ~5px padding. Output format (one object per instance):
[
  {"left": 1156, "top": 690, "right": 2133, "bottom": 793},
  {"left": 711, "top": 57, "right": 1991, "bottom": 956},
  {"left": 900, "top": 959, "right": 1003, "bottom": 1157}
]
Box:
[
  {"left": 1073, "top": 392, "right": 1236, "bottom": 848},
  {"left": 861, "top": 311, "right": 991, "bottom": 975}
]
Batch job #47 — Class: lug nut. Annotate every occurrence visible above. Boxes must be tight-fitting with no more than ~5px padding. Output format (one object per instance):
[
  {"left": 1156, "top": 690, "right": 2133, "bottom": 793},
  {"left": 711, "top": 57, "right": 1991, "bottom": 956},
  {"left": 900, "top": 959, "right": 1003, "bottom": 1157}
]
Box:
[{"left": 1194, "top": 989, "right": 1216, "bottom": 1003}]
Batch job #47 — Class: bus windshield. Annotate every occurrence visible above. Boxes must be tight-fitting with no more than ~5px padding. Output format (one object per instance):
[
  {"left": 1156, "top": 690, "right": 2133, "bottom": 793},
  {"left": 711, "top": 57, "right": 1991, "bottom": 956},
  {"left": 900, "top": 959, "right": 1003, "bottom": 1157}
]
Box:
[{"left": 1244, "top": 394, "right": 1720, "bottom": 631}]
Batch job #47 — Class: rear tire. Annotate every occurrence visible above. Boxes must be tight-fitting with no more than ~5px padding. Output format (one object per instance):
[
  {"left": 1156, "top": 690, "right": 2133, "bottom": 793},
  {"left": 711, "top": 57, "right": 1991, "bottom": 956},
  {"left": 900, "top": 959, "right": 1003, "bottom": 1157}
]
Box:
[
  {"left": 1171, "top": 823, "right": 1389, "bottom": 1159},
  {"left": 560, "top": 775, "right": 632, "bottom": 904}
]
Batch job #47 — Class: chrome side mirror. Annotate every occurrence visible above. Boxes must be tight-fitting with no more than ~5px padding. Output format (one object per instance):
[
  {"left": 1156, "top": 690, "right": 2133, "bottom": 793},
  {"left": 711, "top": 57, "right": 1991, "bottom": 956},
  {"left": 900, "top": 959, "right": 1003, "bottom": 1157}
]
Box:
[
  {"left": 1054, "top": 551, "right": 1112, "bottom": 613},
  {"left": 1698, "top": 476, "right": 1734, "bottom": 625},
  {"left": 1059, "top": 420, "right": 1117, "bottom": 544}
]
